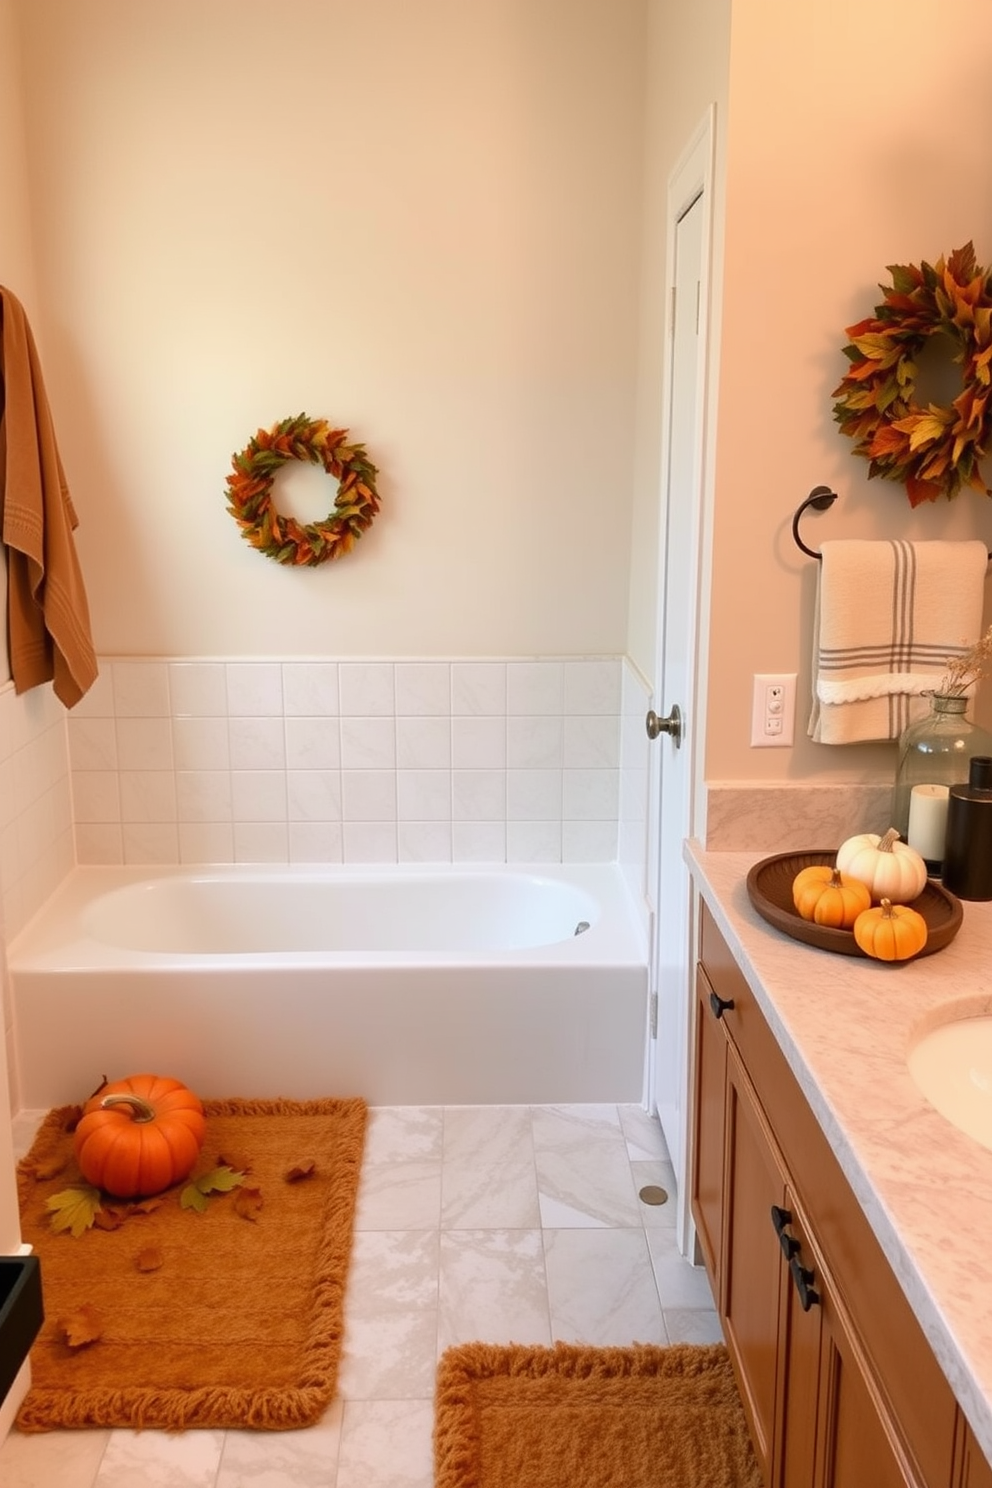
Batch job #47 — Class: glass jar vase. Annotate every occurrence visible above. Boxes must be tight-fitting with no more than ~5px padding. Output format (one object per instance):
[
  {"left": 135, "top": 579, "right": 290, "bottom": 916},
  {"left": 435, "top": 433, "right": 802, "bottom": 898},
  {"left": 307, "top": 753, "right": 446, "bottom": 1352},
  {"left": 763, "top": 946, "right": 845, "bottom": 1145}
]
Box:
[{"left": 892, "top": 692, "right": 992, "bottom": 851}]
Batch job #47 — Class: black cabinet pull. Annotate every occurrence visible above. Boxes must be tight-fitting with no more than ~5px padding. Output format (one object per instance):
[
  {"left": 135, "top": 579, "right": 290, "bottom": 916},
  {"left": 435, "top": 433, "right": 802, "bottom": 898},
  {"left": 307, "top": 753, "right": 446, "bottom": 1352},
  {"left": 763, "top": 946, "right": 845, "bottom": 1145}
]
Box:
[
  {"left": 770, "top": 1204, "right": 799, "bottom": 1258},
  {"left": 789, "top": 1255, "right": 820, "bottom": 1312},
  {"left": 709, "top": 989, "right": 735, "bottom": 1019}
]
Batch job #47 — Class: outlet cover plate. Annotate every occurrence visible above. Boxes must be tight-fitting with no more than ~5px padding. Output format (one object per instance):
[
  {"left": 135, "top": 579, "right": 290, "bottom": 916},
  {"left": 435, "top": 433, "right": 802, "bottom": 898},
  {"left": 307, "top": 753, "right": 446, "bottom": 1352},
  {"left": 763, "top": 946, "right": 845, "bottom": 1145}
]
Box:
[{"left": 751, "top": 672, "right": 796, "bottom": 747}]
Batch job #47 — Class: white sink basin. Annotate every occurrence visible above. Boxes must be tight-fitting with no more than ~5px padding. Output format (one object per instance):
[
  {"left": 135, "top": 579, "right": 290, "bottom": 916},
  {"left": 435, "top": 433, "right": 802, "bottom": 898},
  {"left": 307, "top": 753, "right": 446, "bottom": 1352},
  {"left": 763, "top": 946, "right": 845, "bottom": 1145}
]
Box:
[{"left": 908, "top": 1016, "right": 992, "bottom": 1153}]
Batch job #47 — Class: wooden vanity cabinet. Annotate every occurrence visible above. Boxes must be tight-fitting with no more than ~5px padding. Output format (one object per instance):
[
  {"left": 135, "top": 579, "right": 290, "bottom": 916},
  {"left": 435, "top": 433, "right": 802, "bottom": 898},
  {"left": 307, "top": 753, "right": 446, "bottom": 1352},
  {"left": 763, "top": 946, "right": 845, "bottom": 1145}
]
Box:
[{"left": 691, "top": 899, "right": 985, "bottom": 1488}]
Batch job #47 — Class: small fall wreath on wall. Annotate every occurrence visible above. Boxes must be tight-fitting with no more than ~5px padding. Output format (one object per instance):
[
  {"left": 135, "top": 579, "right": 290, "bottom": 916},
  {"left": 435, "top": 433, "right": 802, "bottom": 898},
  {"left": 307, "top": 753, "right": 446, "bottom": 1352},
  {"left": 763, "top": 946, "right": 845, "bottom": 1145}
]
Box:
[
  {"left": 832, "top": 242, "right": 992, "bottom": 507},
  {"left": 225, "top": 413, "right": 380, "bottom": 566}
]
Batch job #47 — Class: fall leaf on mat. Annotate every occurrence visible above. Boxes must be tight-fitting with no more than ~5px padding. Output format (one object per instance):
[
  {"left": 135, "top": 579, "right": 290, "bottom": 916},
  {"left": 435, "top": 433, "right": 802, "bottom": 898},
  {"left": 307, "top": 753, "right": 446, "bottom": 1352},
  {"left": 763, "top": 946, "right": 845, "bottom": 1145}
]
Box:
[
  {"left": 59, "top": 1304, "right": 103, "bottom": 1348},
  {"left": 180, "top": 1165, "right": 246, "bottom": 1213},
  {"left": 216, "top": 1149, "right": 253, "bottom": 1176},
  {"left": 27, "top": 1153, "right": 68, "bottom": 1183},
  {"left": 92, "top": 1209, "right": 124, "bottom": 1232},
  {"left": 46, "top": 1184, "right": 103, "bottom": 1237},
  {"left": 135, "top": 1245, "right": 164, "bottom": 1272},
  {"left": 284, "top": 1158, "right": 316, "bottom": 1182},
  {"left": 233, "top": 1186, "right": 264, "bottom": 1222}
]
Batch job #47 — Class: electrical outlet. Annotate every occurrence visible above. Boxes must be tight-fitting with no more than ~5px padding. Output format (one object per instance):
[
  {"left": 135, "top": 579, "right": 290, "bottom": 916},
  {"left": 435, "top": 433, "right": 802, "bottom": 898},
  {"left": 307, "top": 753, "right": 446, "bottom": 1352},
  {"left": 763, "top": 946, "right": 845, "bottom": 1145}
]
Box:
[{"left": 751, "top": 673, "right": 796, "bottom": 747}]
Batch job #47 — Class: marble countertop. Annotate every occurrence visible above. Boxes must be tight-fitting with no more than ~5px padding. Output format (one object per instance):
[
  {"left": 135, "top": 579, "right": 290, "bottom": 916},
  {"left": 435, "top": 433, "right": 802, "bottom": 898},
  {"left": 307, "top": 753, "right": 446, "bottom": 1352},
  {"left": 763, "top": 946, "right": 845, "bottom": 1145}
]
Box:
[{"left": 686, "top": 840, "right": 992, "bottom": 1464}]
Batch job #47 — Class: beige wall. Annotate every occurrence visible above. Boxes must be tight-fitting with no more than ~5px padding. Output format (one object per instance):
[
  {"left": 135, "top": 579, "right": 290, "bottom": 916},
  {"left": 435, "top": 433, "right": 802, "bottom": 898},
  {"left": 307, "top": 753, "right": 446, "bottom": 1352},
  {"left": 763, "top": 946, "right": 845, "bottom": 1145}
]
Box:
[
  {"left": 707, "top": 0, "right": 992, "bottom": 783},
  {"left": 12, "top": 0, "right": 647, "bottom": 659}
]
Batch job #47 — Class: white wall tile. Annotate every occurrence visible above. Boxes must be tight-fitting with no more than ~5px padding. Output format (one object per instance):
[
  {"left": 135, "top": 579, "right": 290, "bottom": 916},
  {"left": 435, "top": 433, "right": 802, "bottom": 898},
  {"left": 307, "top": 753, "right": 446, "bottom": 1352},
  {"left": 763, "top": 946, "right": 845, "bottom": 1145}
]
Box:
[
  {"left": 111, "top": 661, "right": 170, "bottom": 717},
  {"left": 285, "top": 716, "right": 340, "bottom": 769},
  {"left": 117, "top": 717, "right": 174, "bottom": 771},
  {"left": 563, "top": 769, "right": 619, "bottom": 820},
  {"left": 397, "top": 717, "right": 451, "bottom": 769},
  {"left": 226, "top": 661, "right": 283, "bottom": 715},
  {"left": 450, "top": 662, "right": 506, "bottom": 716},
  {"left": 339, "top": 663, "right": 395, "bottom": 716},
  {"left": 563, "top": 819, "right": 618, "bottom": 862},
  {"left": 169, "top": 661, "right": 227, "bottom": 717},
  {"left": 507, "top": 769, "right": 562, "bottom": 820},
  {"left": 344, "top": 821, "right": 397, "bottom": 862},
  {"left": 564, "top": 658, "right": 621, "bottom": 714},
  {"left": 341, "top": 718, "right": 396, "bottom": 770},
  {"left": 342, "top": 770, "right": 397, "bottom": 821},
  {"left": 231, "top": 770, "right": 287, "bottom": 822},
  {"left": 563, "top": 715, "right": 620, "bottom": 769},
  {"left": 65, "top": 664, "right": 115, "bottom": 718},
  {"left": 452, "top": 716, "right": 506, "bottom": 769},
  {"left": 395, "top": 663, "right": 450, "bottom": 716},
  {"left": 507, "top": 661, "right": 563, "bottom": 715},
  {"left": 506, "top": 716, "right": 562, "bottom": 769},
  {"left": 452, "top": 821, "right": 505, "bottom": 862},
  {"left": 452, "top": 769, "right": 505, "bottom": 822},
  {"left": 179, "top": 822, "right": 235, "bottom": 863},
  {"left": 397, "top": 770, "right": 451, "bottom": 822},
  {"left": 74, "top": 822, "right": 123, "bottom": 864},
  {"left": 287, "top": 769, "right": 342, "bottom": 822},
  {"left": 123, "top": 822, "right": 180, "bottom": 864},
  {"left": 506, "top": 820, "right": 561, "bottom": 862},
  {"left": 120, "top": 770, "right": 178, "bottom": 823},
  {"left": 173, "top": 716, "right": 230, "bottom": 770},
  {"left": 176, "top": 770, "right": 233, "bottom": 822},
  {"left": 72, "top": 770, "right": 121, "bottom": 822},
  {"left": 399, "top": 821, "right": 452, "bottom": 862},
  {"left": 282, "top": 661, "right": 339, "bottom": 716},
  {"left": 67, "top": 716, "right": 117, "bottom": 770},
  {"left": 234, "top": 822, "right": 288, "bottom": 862},
  {"left": 229, "top": 716, "right": 286, "bottom": 770},
  {"left": 289, "top": 821, "right": 343, "bottom": 863}
]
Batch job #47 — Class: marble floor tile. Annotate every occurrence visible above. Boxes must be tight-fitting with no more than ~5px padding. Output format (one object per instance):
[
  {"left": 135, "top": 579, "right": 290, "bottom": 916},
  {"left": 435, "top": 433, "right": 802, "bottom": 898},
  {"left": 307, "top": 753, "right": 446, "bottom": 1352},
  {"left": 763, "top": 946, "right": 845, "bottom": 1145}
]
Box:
[
  {"left": 662, "top": 1307, "right": 725, "bottom": 1345},
  {"left": 0, "top": 1101, "right": 721, "bottom": 1488},
  {"left": 93, "top": 1427, "right": 225, "bottom": 1487},
  {"left": 440, "top": 1106, "right": 539, "bottom": 1228},
  {"left": 353, "top": 1160, "right": 442, "bottom": 1230},
  {"left": 536, "top": 1141, "right": 642, "bottom": 1227},
  {"left": 337, "top": 1308, "right": 440, "bottom": 1400},
  {"left": 0, "top": 1425, "right": 109, "bottom": 1488},
  {"left": 544, "top": 1226, "right": 667, "bottom": 1346},
  {"left": 362, "top": 1107, "right": 444, "bottom": 1164},
  {"left": 346, "top": 1230, "right": 440, "bottom": 1311},
  {"left": 437, "top": 1228, "right": 551, "bottom": 1350},
  {"left": 216, "top": 1405, "right": 343, "bottom": 1488},
  {"left": 335, "top": 1399, "right": 434, "bottom": 1488}
]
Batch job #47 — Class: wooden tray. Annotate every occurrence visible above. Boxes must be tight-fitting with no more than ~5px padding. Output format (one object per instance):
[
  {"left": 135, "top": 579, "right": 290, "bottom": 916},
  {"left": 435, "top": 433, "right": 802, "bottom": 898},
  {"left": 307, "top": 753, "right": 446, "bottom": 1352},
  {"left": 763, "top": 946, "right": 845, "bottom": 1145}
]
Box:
[{"left": 745, "top": 850, "right": 963, "bottom": 959}]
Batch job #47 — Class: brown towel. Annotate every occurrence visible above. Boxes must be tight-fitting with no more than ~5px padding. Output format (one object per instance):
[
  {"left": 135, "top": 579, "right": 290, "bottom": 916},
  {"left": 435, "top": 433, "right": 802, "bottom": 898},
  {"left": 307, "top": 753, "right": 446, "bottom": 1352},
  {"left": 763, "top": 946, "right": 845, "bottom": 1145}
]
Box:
[{"left": 0, "top": 286, "right": 98, "bottom": 708}]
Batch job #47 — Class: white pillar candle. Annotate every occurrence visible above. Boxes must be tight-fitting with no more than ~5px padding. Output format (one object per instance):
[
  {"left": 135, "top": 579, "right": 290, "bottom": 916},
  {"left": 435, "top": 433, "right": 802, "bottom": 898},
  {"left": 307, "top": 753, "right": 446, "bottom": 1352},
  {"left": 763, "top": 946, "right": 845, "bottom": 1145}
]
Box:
[{"left": 907, "top": 783, "right": 950, "bottom": 864}]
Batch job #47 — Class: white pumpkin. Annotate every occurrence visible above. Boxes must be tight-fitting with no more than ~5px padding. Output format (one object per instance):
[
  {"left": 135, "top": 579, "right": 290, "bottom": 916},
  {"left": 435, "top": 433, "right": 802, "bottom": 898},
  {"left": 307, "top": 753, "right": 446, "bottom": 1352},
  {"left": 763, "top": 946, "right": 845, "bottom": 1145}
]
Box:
[{"left": 835, "top": 827, "right": 928, "bottom": 904}]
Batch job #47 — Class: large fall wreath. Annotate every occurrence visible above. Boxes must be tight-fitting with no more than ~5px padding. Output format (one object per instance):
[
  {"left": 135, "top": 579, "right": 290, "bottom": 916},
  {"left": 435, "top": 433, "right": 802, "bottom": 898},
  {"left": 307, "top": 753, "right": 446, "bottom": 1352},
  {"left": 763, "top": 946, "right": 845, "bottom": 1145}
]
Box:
[
  {"left": 832, "top": 242, "right": 992, "bottom": 507},
  {"left": 225, "top": 413, "right": 380, "bottom": 565}
]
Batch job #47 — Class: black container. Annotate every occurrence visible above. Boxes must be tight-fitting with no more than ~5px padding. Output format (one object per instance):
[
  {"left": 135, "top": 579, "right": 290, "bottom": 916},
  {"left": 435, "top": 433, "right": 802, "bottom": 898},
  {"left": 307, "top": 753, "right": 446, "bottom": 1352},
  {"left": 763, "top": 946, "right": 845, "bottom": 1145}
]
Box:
[
  {"left": 942, "top": 755, "right": 992, "bottom": 900},
  {"left": 0, "top": 1254, "right": 44, "bottom": 1405}
]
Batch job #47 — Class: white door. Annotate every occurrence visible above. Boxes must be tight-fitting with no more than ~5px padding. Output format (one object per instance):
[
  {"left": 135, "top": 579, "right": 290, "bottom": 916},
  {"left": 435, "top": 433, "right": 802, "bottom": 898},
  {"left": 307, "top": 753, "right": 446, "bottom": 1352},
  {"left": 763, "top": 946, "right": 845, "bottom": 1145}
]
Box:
[{"left": 646, "top": 114, "right": 714, "bottom": 1254}]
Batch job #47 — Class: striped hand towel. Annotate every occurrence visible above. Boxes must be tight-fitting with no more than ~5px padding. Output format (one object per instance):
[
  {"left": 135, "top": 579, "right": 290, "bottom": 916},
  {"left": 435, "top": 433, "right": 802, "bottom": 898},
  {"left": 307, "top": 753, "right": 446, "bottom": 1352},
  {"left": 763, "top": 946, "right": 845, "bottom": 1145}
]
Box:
[{"left": 808, "top": 539, "right": 988, "bottom": 744}]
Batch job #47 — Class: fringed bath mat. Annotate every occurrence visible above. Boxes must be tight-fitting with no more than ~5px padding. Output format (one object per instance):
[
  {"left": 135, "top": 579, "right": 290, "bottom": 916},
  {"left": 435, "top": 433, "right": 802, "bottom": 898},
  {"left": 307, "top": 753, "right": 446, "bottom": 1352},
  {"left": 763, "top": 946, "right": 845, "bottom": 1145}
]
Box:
[
  {"left": 434, "top": 1340, "right": 762, "bottom": 1488},
  {"left": 15, "top": 1096, "right": 367, "bottom": 1432}
]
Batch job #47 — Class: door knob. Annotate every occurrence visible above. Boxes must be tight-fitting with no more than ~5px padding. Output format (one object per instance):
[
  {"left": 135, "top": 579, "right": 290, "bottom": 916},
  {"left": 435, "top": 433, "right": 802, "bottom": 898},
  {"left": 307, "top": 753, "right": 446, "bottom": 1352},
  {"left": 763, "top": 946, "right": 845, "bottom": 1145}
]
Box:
[{"left": 645, "top": 704, "right": 682, "bottom": 747}]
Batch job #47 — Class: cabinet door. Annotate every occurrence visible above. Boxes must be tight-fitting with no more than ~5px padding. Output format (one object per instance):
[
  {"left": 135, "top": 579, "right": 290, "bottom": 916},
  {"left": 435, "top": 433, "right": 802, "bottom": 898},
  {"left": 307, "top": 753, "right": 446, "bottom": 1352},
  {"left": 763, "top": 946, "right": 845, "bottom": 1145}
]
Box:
[
  {"left": 723, "top": 1042, "right": 789, "bottom": 1481},
  {"left": 690, "top": 964, "right": 727, "bottom": 1290},
  {"left": 959, "top": 1422, "right": 992, "bottom": 1488}
]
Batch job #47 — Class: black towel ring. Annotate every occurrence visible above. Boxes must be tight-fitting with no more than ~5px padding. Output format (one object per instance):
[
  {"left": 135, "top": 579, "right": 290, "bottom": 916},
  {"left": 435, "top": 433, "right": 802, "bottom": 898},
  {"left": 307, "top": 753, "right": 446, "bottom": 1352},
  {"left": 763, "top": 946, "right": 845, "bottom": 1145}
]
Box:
[{"left": 791, "top": 486, "right": 992, "bottom": 562}]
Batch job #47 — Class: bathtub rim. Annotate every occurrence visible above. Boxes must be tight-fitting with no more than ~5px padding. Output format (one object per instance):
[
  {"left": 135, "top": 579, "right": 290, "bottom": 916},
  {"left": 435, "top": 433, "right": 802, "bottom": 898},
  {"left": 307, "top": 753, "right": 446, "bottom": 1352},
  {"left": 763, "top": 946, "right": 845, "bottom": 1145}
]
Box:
[{"left": 6, "top": 861, "right": 648, "bottom": 972}]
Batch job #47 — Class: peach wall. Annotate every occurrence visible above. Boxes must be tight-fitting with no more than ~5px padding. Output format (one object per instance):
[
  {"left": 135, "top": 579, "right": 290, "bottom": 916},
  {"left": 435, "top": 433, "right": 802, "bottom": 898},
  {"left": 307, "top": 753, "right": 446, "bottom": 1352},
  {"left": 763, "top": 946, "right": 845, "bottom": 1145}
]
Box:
[
  {"left": 11, "top": 0, "right": 647, "bottom": 661},
  {"left": 707, "top": 0, "right": 992, "bottom": 782}
]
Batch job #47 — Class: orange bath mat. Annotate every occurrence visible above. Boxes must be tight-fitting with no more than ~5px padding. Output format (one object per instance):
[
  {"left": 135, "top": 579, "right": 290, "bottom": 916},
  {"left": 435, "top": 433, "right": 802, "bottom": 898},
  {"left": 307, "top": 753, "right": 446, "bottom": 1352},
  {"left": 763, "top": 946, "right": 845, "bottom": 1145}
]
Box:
[
  {"left": 15, "top": 1095, "right": 367, "bottom": 1432},
  {"left": 433, "top": 1339, "right": 762, "bottom": 1488}
]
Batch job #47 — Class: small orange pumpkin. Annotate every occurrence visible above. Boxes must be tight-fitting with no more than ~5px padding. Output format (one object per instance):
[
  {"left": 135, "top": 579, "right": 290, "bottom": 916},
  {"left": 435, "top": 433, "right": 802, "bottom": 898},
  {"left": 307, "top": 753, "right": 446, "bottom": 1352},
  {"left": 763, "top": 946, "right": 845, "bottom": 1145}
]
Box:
[
  {"left": 73, "top": 1074, "right": 206, "bottom": 1198},
  {"left": 792, "top": 866, "right": 871, "bottom": 928},
  {"left": 853, "top": 898, "right": 928, "bottom": 962}
]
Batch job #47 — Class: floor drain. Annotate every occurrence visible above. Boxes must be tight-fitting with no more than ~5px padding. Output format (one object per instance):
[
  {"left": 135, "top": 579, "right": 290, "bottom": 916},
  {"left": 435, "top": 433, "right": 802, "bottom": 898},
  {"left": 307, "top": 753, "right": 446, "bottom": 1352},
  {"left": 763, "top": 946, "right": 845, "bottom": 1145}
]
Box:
[{"left": 638, "top": 1184, "right": 669, "bottom": 1206}]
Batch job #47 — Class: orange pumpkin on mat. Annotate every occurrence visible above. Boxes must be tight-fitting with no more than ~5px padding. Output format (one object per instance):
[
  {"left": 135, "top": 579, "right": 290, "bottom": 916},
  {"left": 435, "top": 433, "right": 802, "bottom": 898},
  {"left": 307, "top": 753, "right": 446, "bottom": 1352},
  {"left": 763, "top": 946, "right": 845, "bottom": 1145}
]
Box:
[{"left": 73, "top": 1074, "right": 206, "bottom": 1198}]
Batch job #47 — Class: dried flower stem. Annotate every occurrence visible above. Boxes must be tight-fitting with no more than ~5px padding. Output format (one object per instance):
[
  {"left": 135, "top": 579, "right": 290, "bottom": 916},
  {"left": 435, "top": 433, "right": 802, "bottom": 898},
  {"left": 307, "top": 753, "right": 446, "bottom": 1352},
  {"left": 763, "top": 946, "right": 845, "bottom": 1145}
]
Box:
[{"left": 939, "top": 624, "right": 992, "bottom": 696}]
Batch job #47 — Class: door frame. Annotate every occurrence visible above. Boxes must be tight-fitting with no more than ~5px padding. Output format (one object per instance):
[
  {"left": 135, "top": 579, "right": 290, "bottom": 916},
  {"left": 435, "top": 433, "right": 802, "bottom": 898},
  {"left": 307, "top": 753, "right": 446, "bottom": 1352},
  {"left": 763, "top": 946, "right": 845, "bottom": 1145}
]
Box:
[{"left": 646, "top": 106, "right": 717, "bottom": 1255}]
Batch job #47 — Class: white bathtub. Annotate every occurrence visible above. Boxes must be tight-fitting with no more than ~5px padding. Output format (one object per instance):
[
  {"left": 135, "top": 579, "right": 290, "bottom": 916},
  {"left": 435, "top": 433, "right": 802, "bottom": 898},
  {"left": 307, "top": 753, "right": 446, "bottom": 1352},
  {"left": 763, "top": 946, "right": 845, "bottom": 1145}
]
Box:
[{"left": 8, "top": 864, "right": 648, "bottom": 1106}]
